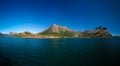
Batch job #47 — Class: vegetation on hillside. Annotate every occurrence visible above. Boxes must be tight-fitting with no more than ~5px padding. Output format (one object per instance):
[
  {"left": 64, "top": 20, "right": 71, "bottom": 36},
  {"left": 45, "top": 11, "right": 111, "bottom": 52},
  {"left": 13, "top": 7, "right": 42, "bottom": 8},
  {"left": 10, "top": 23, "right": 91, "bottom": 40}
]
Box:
[
  {"left": 0, "top": 25, "right": 113, "bottom": 38},
  {"left": 41, "top": 31, "right": 74, "bottom": 38}
]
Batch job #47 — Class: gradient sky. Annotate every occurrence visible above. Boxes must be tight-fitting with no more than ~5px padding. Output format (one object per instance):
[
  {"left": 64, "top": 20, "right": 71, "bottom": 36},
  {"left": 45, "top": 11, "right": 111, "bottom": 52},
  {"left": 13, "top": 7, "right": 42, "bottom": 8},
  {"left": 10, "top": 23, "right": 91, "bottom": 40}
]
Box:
[{"left": 0, "top": 0, "right": 120, "bottom": 35}]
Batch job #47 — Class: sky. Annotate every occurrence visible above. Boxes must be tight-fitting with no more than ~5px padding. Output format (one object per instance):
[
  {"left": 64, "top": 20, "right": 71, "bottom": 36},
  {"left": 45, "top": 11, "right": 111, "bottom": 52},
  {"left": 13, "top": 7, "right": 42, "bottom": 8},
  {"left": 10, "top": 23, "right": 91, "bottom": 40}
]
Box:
[{"left": 0, "top": 0, "right": 120, "bottom": 35}]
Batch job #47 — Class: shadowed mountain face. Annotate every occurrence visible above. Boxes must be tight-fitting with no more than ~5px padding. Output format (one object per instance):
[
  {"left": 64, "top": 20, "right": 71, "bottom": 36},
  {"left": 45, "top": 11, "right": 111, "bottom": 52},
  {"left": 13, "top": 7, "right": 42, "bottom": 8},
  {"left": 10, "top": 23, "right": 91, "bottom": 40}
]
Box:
[
  {"left": 0, "top": 33, "right": 4, "bottom": 36},
  {"left": 79, "top": 26, "right": 112, "bottom": 38},
  {"left": 93, "top": 27, "right": 112, "bottom": 38},
  {"left": 0, "top": 33, "right": 6, "bottom": 36}
]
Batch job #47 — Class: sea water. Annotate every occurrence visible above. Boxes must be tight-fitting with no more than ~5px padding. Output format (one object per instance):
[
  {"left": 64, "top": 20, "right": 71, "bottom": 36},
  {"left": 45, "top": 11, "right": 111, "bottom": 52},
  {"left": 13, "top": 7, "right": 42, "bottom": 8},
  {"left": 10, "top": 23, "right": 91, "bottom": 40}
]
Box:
[{"left": 0, "top": 37, "right": 120, "bottom": 66}]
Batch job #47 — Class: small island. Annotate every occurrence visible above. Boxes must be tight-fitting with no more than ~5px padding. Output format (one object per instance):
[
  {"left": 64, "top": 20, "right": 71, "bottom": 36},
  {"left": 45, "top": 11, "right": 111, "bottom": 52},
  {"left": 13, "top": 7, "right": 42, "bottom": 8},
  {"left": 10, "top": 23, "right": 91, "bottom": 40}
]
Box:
[{"left": 0, "top": 24, "right": 113, "bottom": 38}]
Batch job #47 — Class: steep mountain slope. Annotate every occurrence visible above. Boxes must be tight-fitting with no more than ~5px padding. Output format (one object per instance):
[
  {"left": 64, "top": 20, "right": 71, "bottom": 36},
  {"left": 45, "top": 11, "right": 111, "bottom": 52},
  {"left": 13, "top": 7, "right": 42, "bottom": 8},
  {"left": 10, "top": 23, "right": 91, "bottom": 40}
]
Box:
[
  {"left": 42, "top": 24, "right": 73, "bottom": 33},
  {"left": 40, "top": 24, "right": 74, "bottom": 37}
]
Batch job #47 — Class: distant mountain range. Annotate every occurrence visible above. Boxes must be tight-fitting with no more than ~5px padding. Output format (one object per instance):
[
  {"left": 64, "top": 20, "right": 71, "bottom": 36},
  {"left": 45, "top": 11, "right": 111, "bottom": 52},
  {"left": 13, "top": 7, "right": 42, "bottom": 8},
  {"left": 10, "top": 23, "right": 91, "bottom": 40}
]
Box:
[
  {"left": 0, "top": 32, "right": 6, "bottom": 36},
  {"left": 0, "top": 24, "right": 114, "bottom": 38}
]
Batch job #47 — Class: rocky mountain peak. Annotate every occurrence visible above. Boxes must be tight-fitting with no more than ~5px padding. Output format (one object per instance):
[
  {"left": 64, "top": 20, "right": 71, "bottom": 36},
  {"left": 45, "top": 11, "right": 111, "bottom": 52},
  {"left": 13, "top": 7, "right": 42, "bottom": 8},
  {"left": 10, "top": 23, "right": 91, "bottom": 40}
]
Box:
[
  {"left": 42, "top": 24, "right": 73, "bottom": 33},
  {"left": 95, "top": 26, "right": 107, "bottom": 30},
  {"left": 52, "top": 24, "right": 57, "bottom": 26},
  {"left": 48, "top": 24, "right": 59, "bottom": 33}
]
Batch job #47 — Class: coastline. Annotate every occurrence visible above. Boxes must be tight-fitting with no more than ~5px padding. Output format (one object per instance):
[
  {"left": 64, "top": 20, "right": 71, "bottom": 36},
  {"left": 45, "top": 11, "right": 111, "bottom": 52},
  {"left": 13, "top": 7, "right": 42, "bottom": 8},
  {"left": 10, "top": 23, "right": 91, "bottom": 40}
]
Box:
[{"left": 12, "top": 36, "right": 112, "bottom": 39}]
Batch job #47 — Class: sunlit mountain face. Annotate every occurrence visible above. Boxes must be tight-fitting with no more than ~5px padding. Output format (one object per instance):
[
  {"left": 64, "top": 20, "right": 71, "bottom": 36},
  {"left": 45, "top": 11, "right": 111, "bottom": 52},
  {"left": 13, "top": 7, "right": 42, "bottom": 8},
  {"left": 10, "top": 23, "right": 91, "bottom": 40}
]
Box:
[{"left": 0, "top": 0, "right": 120, "bottom": 35}]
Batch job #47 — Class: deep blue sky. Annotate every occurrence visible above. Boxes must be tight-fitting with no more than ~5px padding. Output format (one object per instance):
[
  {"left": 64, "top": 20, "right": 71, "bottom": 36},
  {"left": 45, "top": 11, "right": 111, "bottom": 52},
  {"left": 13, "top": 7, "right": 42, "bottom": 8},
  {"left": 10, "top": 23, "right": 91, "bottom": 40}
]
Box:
[{"left": 0, "top": 0, "right": 120, "bottom": 35}]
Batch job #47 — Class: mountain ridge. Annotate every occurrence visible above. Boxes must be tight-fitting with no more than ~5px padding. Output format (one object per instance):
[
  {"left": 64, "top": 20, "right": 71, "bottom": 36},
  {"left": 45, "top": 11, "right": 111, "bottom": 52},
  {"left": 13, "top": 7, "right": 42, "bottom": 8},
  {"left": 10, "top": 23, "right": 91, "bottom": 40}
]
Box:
[{"left": 0, "top": 24, "right": 113, "bottom": 38}]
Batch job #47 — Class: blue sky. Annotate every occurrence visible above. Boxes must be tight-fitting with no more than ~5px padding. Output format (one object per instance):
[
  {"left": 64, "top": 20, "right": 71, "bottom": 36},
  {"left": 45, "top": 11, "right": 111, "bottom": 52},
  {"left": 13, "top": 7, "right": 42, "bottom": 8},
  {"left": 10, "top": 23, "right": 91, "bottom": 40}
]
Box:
[{"left": 0, "top": 0, "right": 120, "bottom": 35}]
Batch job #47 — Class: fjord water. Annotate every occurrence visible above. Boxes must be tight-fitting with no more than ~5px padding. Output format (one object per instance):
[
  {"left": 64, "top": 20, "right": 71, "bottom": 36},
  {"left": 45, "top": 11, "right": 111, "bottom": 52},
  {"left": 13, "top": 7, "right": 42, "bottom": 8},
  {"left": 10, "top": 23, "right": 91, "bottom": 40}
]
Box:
[{"left": 0, "top": 37, "right": 120, "bottom": 66}]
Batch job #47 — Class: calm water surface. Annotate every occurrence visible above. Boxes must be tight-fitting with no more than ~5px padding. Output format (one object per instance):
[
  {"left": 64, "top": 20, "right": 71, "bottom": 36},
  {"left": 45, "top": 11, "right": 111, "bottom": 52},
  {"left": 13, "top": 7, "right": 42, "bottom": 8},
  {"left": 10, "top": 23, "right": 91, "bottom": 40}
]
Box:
[{"left": 0, "top": 37, "right": 120, "bottom": 66}]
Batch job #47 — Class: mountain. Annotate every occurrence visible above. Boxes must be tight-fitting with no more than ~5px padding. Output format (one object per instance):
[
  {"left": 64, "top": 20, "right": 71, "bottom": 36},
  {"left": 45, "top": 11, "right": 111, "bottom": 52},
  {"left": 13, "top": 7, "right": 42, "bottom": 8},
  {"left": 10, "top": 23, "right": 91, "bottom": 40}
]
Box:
[
  {"left": 93, "top": 26, "right": 112, "bottom": 38},
  {"left": 12, "top": 31, "right": 36, "bottom": 37},
  {"left": 79, "top": 26, "right": 112, "bottom": 38},
  {"left": 42, "top": 24, "right": 73, "bottom": 33},
  {"left": 0, "top": 32, "right": 5, "bottom": 36},
  {"left": 40, "top": 24, "right": 74, "bottom": 37},
  {"left": 113, "top": 36, "right": 120, "bottom": 38},
  {"left": 9, "top": 24, "right": 113, "bottom": 38}
]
